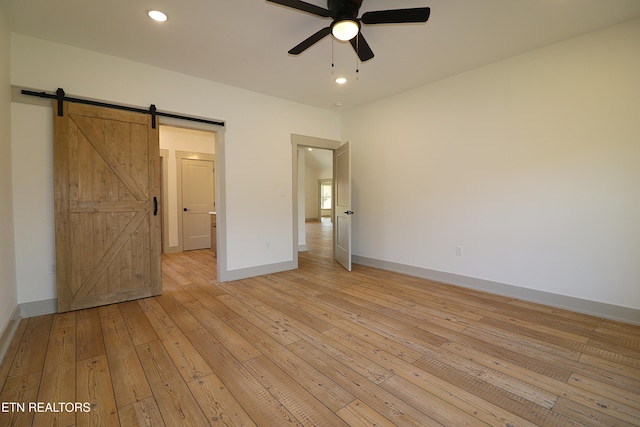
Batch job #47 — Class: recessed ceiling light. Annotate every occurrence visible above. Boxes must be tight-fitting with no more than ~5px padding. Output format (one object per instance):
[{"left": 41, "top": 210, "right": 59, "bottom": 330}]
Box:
[
  {"left": 147, "top": 10, "right": 168, "bottom": 22},
  {"left": 335, "top": 77, "right": 347, "bottom": 85}
]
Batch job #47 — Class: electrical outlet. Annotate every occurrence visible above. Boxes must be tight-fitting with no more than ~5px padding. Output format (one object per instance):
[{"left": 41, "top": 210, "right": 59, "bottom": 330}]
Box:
[{"left": 456, "top": 246, "right": 464, "bottom": 256}]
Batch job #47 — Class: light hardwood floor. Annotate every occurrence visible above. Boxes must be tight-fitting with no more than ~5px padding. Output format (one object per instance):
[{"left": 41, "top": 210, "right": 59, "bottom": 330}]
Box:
[{"left": 1, "top": 219, "right": 639, "bottom": 426}]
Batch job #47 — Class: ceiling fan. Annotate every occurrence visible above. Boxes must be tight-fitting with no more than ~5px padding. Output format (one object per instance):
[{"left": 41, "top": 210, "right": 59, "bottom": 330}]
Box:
[{"left": 267, "top": 0, "right": 431, "bottom": 61}]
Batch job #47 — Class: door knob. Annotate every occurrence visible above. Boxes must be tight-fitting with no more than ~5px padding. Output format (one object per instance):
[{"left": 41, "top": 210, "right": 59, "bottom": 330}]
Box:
[
  {"left": 344, "top": 210, "right": 354, "bottom": 215},
  {"left": 183, "top": 208, "right": 188, "bottom": 212}
]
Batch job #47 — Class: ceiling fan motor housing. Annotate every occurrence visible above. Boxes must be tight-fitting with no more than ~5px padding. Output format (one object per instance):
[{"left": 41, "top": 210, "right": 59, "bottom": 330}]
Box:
[{"left": 328, "top": 0, "right": 362, "bottom": 20}]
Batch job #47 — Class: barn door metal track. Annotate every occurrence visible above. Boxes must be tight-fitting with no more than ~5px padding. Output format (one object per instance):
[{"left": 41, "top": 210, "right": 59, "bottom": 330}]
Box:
[{"left": 21, "top": 87, "right": 225, "bottom": 129}]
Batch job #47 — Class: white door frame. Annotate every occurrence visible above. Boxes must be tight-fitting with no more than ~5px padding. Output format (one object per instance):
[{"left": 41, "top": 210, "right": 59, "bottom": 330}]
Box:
[{"left": 291, "top": 134, "right": 342, "bottom": 267}]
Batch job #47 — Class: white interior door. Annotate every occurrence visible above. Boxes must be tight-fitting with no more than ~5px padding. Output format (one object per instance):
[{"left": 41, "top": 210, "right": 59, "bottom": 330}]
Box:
[
  {"left": 334, "top": 142, "right": 352, "bottom": 271},
  {"left": 182, "top": 158, "right": 215, "bottom": 250}
]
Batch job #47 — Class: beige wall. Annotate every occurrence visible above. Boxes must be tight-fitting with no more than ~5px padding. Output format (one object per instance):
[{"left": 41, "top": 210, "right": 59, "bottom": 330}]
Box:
[
  {"left": 343, "top": 19, "right": 640, "bottom": 311},
  {"left": 0, "top": 5, "right": 18, "bottom": 335}
]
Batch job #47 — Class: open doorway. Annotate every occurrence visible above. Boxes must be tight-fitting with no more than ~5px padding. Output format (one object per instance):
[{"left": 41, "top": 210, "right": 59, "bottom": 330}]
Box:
[
  {"left": 291, "top": 134, "right": 342, "bottom": 268},
  {"left": 159, "top": 125, "right": 216, "bottom": 253},
  {"left": 160, "top": 116, "right": 230, "bottom": 282},
  {"left": 302, "top": 148, "right": 333, "bottom": 256}
]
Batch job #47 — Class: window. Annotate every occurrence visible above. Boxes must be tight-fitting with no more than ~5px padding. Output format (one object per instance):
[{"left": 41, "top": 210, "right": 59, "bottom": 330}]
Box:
[{"left": 320, "top": 181, "right": 332, "bottom": 210}]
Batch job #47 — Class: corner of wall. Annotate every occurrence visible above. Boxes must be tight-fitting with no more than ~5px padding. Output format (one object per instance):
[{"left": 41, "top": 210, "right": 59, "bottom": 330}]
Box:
[{"left": 0, "top": 4, "right": 19, "bottom": 343}]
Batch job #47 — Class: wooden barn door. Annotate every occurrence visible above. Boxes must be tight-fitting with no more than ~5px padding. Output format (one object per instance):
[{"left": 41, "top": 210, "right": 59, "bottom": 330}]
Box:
[{"left": 53, "top": 101, "right": 162, "bottom": 312}]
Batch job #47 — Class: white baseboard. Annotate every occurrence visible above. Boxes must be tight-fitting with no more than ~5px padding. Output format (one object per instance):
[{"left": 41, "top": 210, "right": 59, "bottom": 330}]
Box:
[
  {"left": 220, "top": 260, "right": 297, "bottom": 282},
  {"left": 20, "top": 298, "right": 57, "bottom": 318},
  {"left": 298, "top": 244, "right": 308, "bottom": 252},
  {"left": 353, "top": 255, "right": 640, "bottom": 326}
]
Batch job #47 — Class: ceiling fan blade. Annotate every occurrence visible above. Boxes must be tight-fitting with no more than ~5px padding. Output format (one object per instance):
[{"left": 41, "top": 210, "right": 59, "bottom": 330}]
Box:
[
  {"left": 289, "top": 27, "right": 332, "bottom": 55},
  {"left": 267, "top": 0, "right": 330, "bottom": 17},
  {"left": 349, "top": 32, "right": 374, "bottom": 62},
  {"left": 361, "top": 7, "right": 430, "bottom": 24}
]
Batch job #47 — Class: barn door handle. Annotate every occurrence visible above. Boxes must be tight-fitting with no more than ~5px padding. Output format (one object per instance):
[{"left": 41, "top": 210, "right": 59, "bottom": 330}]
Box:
[{"left": 153, "top": 197, "right": 158, "bottom": 215}]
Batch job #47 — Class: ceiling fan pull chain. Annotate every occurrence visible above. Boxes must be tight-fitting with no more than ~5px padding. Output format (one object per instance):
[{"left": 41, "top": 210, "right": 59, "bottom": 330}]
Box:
[
  {"left": 355, "top": 35, "right": 360, "bottom": 78},
  {"left": 331, "top": 37, "right": 335, "bottom": 75}
]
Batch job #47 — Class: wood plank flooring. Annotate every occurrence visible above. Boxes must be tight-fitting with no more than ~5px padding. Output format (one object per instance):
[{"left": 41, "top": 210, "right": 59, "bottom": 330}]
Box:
[{"left": 1, "top": 219, "right": 639, "bottom": 426}]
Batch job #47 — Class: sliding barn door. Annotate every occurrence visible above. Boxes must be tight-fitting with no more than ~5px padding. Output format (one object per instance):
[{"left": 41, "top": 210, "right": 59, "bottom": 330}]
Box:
[{"left": 53, "top": 101, "right": 162, "bottom": 312}]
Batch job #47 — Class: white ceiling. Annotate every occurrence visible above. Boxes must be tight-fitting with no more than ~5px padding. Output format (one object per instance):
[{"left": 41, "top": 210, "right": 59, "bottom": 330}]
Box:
[{"left": 3, "top": 0, "right": 640, "bottom": 111}]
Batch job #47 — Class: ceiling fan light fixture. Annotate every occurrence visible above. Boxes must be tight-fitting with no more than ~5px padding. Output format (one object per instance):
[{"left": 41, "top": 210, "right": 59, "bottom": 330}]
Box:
[
  {"left": 331, "top": 19, "right": 359, "bottom": 41},
  {"left": 147, "top": 10, "right": 168, "bottom": 22},
  {"left": 335, "top": 77, "right": 348, "bottom": 85}
]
